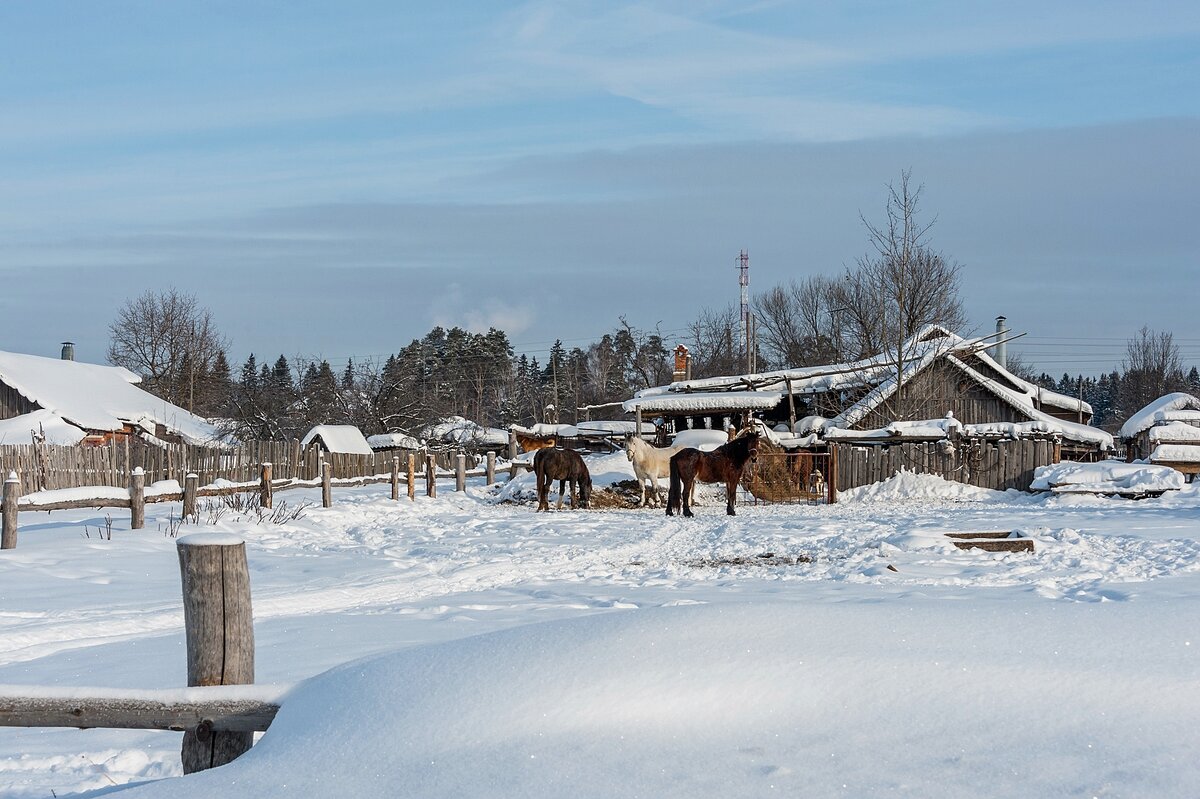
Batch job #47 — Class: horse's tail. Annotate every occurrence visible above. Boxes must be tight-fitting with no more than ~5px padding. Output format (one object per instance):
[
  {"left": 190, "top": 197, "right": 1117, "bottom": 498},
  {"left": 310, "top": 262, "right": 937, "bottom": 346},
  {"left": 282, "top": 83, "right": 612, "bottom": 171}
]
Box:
[{"left": 667, "top": 455, "right": 681, "bottom": 515}]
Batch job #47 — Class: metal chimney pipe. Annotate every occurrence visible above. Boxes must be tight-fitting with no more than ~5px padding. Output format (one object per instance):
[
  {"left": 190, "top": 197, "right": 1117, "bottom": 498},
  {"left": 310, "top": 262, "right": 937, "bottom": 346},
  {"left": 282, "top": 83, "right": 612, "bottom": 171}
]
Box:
[
  {"left": 61, "top": 341, "right": 75, "bottom": 361},
  {"left": 994, "top": 317, "right": 1007, "bottom": 370}
]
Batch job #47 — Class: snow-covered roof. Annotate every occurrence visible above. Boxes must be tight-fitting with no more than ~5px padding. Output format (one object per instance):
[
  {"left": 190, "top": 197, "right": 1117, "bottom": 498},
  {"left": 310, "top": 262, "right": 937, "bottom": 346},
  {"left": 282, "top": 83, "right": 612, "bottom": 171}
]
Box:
[
  {"left": 512, "top": 421, "right": 655, "bottom": 439},
  {"left": 1147, "top": 421, "right": 1200, "bottom": 444},
  {"left": 366, "top": 432, "right": 424, "bottom": 450},
  {"left": 1150, "top": 444, "right": 1200, "bottom": 464},
  {"left": 300, "top": 425, "right": 374, "bottom": 455},
  {"left": 0, "top": 409, "right": 87, "bottom": 446},
  {"left": 1118, "top": 393, "right": 1200, "bottom": 441},
  {"left": 627, "top": 327, "right": 1108, "bottom": 448},
  {"left": 623, "top": 391, "right": 784, "bottom": 415},
  {"left": 0, "top": 350, "right": 220, "bottom": 445},
  {"left": 423, "top": 416, "right": 509, "bottom": 447},
  {"left": 1031, "top": 461, "right": 1184, "bottom": 494},
  {"left": 825, "top": 415, "right": 962, "bottom": 442}
]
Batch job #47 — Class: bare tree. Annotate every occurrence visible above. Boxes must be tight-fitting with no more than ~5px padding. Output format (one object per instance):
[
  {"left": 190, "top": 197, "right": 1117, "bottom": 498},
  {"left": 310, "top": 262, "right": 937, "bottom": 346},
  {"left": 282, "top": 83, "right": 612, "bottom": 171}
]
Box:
[
  {"left": 685, "top": 304, "right": 741, "bottom": 379},
  {"left": 1117, "top": 327, "right": 1188, "bottom": 419},
  {"left": 753, "top": 276, "right": 844, "bottom": 367},
  {"left": 107, "top": 289, "right": 229, "bottom": 412},
  {"left": 836, "top": 170, "right": 966, "bottom": 418}
]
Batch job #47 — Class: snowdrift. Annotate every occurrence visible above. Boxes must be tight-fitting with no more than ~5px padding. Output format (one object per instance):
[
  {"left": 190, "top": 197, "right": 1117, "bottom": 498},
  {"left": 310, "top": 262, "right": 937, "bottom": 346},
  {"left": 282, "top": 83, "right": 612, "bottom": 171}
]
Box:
[{"left": 110, "top": 602, "right": 1200, "bottom": 798}]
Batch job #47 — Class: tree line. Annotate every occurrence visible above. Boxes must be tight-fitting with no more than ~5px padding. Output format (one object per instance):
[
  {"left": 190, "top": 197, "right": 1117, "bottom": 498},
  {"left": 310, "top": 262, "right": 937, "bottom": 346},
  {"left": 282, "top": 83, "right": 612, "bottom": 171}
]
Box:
[{"left": 103, "top": 174, "right": 1196, "bottom": 441}]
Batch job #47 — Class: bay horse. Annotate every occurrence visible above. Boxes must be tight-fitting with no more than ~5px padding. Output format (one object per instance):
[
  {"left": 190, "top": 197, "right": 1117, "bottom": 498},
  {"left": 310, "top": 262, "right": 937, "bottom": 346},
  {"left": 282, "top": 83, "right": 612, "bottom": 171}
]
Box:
[
  {"left": 516, "top": 431, "right": 556, "bottom": 453},
  {"left": 533, "top": 447, "right": 592, "bottom": 511},
  {"left": 624, "top": 433, "right": 688, "bottom": 507},
  {"left": 666, "top": 430, "right": 760, "bottom": 517}
]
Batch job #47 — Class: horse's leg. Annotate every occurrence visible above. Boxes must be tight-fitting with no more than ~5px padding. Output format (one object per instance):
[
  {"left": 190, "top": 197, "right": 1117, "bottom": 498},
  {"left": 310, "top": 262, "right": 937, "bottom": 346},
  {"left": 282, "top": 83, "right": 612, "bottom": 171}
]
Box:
[
  {"left": 682, "top": 472, "right": 694, "bottom": 517},
  {"left": 725, "top": 477, "right": 737, "bottom": 515},
  {"left": 556, "top": 478, "right": 566, "bottom": 509},
  {"left": 536, "top": 470, "right": 548, "bottom": 511},
  {"left": 666, "top": 458, "right": 679, "bottom": 516},
  {"left": 646, "top": 471, "right": 659, "bottom": 507}
]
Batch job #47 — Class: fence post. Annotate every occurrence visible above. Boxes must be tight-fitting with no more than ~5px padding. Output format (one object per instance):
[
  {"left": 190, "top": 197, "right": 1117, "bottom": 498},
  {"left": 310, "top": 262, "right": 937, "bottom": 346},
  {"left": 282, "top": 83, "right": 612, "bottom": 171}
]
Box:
[
  {"left": 177, "top": 534, "right": 255, "bottom": 773},
  {"left": 183, "top": 473, "right": 198, "bottom": 520},
  {"left": 130, "top": 467, "right": 145, "bottom": 530},
  {"left": 259, "top": 463, "right": 273, "bottom": 509},
  {"left": 508, "top": 429, "right": 518, "bottom": 460},
  {"left": 510, "top": 458, "right": 519, "bottom": 482},
  {"left": 486, "top": 451, "right": 496, "bottom": 485},
  {"left": 321, "top": 461, "right": 332, "bottom": 508},
  {"left": 455, "top": 453, "right": 466, "bottom": 492},
  {"left": 827, "top": 444, "right": 838, "bottom": 505},
  {"left": 425, "top": 454, "right": 436, "bottom": 498},
  {"left": 390, "top": 457, "right": 400, "bottom": 501},
  {"left": 2, "top": 472, "right": 19, "bottom": 550},
  {"left": 407, "top": 453, "right": 416, "bottom": 501}
]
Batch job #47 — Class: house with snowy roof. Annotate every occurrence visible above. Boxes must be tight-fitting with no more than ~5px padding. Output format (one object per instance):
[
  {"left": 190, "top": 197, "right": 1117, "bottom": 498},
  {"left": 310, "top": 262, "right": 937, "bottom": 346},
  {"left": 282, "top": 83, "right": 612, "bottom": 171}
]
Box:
[
  {"left": 624, "top": 326, "right": 1113, "bottom": 457},
  {"left": 300, "top": 424, "right": 375, "bottom": 456},
  {"left": 0, "top": 348, "right": 221, "bottom": 447},
  {"left": 1118, "top": 393, "right": 1200, "bottom": 477}
]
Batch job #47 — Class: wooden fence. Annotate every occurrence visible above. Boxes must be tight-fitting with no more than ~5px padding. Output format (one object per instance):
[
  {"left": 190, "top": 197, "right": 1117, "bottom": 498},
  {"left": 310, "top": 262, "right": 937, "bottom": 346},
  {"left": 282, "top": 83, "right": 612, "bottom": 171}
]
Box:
[
  {"left": 0, "top": 440, "right": 477, "bottom": 493},
  {"left": 833, "top": 437, "right": 1059, "bottom": 493}
]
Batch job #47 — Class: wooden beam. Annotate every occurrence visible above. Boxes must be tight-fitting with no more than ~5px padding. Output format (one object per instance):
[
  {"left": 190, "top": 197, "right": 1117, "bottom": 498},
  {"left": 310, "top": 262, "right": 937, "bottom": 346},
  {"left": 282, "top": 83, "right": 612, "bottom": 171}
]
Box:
[{"left": 0, "top": 695, "right": 278, "bottom": 732}]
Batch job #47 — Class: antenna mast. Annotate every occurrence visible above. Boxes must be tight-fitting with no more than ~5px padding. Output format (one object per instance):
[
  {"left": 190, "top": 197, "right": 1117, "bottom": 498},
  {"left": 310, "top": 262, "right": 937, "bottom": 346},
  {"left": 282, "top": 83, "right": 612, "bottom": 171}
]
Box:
[{"left": 737, "top": 250, "right": 753, "bottom": 372}]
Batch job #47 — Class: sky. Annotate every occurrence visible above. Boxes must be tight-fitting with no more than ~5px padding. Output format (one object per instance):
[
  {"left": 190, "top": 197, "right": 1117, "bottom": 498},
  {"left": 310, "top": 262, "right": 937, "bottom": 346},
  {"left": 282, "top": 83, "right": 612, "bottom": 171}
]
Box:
[{"left": 1, "top": 0, "right": 1198, "bottom": 377}]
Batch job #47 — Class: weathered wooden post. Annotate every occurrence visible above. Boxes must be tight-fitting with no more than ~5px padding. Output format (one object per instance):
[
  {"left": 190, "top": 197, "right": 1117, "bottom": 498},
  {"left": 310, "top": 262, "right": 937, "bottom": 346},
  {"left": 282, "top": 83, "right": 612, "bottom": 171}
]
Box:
[
  {"left": 509, "top": 458, "right": 519, "bottom": 482},
  {"left": 455, "top": 453, "right": 466, "bottom": 492},
  {"left": 486, "top": 451, "right": 496, "bottom": 484},
  {"left": 183, "top": 473, "right": 198, "bottom": 520},
  {"left": 259, "top": 463, "right": 273, "bottom": 509},
  {"left": 391, "top": 456, "right": 400, "bottom": 501},
  {"left": 425, "top": 454, "right": 436, "bottom": 498},
  {"left": 321, "top": 461, "right": 332, "bottom": 508},
  {"left": 130, "top": 467, "right": 145, "bottom": 530},
  {"left": 507, "top": 429, "right": 518, "bottom": 460},
  {"left": 177, "top": 534, "right": 255, "bottom": 773},
  {"left": 407, "top": 453, "right": 416, "bottom": 501},
  {"left": 2, "top": 472, "right": 19, "bottom": 550}
]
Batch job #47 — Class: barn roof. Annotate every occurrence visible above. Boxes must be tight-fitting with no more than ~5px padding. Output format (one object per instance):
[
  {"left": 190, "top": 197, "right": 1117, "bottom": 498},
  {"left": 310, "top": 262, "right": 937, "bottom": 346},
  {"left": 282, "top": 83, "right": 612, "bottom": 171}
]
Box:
[
  {"left": 300, "top": 425, "right": 374, "bottom": 455},
  {"left": 0, "top": 350, "right": 220, "bottom": 445}
]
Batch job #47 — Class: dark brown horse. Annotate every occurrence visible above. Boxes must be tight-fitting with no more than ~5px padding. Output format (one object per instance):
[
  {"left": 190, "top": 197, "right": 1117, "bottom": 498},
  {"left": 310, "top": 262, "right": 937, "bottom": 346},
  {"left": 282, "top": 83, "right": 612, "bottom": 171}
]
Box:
[
  {"left": 533, "top": 448, "right": 593, "bottom": 511},
  {"left": 666, "top": 430, "right": 760, "bottom": 517}
]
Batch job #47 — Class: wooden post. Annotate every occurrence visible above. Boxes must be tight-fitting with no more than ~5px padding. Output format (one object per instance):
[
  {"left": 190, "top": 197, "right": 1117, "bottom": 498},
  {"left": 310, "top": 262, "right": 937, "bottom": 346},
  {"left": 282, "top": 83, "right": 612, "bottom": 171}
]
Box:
[
  {"left": 177, "top": 534, "right": 255, "bottom": 773},
  {"left": 425, "top": 454, "right": 436, "bottom": 498},
  {"left": 259, "top": 463, "right": 272, "bottom": 509},
  {"left": 183, "top": 473, "right": 198, "bottom": 520},
  {"left": 407, "top": 453, "right": 416, "bottom": 501},
  {"left": 785, "top": 377, "right": 797, "bottom": 435},
  {"left": 130, "top": 467, "right": 145, "bottom": 530},
  {"left": 827, "top": 444, "right": 838, "bottom": 505},
  {"left": 321, "top": 461, "right": 332, "bottom": 508},
  {"left": 635, "top": 408, "right": 643, "bottom": 440},
  {"left": 455, "top": 453, "right": 466, "bottom": 492},
  {"left": 510, "top": 458, "right": 519, "bottom": 482},
  {"left": 2, "top": 472, "right": 19, "bottom": 550},
  {"left": 507, "top": 429, "right": 518, "bottom": 460},
  {"left": 486, "top": 451, "right": 496, "bottom": 484},
  {"left": 391, "top": 456, "right": 400, "bottom": 500}
]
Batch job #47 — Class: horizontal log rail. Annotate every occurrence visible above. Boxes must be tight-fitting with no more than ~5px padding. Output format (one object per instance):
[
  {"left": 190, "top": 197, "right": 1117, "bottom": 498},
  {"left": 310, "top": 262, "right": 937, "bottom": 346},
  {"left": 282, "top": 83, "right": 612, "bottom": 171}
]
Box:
[{"left": 0, "top": 693, "right": 280, "bottom": 733}]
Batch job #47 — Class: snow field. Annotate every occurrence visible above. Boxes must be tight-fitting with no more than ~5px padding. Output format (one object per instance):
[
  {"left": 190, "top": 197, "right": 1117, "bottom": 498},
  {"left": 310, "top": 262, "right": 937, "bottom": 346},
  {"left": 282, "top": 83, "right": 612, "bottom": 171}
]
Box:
[{"left": 0, "top": 458, "right": 1198, "bottom": 796}]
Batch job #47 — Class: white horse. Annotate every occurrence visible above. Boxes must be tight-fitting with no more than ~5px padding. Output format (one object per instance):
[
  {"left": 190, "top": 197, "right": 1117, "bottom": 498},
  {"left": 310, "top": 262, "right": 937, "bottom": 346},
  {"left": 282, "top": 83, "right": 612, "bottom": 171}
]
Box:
[{"left": 624, "top": 434, "right": 688, "bottom": 507}]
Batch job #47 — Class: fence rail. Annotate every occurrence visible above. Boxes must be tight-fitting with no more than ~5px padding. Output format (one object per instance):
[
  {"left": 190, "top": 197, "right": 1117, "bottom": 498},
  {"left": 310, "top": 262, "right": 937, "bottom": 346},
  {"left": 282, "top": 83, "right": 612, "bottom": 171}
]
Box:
[{"left": 0, "top": 440, "right": 480, "bottom": 493}]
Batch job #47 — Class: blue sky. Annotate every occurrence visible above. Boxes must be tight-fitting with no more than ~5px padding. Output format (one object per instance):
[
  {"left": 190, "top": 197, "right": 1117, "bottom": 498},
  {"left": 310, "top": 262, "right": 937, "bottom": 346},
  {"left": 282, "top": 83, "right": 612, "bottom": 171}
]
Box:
[{"left": 2, "top": 1, "right": 1198, "bottom": 374}]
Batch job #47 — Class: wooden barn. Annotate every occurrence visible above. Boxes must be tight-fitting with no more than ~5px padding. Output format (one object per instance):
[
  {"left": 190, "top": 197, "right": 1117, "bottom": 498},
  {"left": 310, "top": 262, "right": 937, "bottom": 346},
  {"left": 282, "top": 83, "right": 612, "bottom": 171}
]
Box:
[
  {"left": 625, "top": 326, "right": 1112, "bottom": 458},
  {"left": 0, "top": 348, "right": 221, "bottom": 447}
]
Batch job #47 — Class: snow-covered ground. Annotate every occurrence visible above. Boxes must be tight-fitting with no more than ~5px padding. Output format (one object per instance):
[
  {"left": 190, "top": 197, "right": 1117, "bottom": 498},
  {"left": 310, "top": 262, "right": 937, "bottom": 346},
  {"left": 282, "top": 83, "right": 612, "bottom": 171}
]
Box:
[{"left": 1, "top": 454, "right": 1199, "bottom": 797}]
